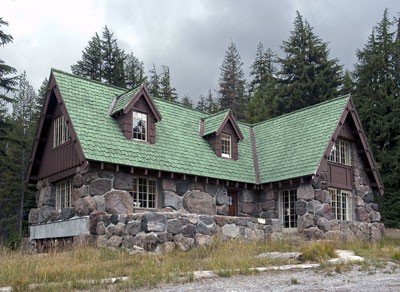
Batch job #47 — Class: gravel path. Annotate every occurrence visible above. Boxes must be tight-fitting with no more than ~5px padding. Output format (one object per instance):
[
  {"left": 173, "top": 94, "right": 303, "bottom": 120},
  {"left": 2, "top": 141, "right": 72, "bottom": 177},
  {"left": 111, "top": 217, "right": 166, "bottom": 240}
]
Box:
[{"left": 143, "top": 263, "right": 400, "bottom": 292}]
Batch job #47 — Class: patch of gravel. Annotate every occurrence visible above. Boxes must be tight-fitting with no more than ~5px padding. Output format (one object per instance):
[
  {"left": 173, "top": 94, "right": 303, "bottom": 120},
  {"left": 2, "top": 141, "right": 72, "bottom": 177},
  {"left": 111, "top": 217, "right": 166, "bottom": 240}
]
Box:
[{"left": 141, "top": 263, "right": 400, "bottom": 292}]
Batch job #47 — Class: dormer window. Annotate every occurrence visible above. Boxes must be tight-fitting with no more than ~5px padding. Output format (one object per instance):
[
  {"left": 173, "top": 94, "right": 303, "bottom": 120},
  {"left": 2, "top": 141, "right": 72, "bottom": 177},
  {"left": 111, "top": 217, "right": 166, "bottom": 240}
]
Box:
[
  {"left": 221, "top": 133, "right": 231, "bottom": 158},
  {"left": 133, "top": 111, "right": 147, "bottom": 141}
]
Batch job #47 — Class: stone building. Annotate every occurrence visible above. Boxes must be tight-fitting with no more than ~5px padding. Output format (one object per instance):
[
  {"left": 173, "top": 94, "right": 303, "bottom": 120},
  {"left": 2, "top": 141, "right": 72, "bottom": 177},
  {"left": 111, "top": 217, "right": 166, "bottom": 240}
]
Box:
[{"left": 25, "top": 69, "right": 384, "bottom": 251}]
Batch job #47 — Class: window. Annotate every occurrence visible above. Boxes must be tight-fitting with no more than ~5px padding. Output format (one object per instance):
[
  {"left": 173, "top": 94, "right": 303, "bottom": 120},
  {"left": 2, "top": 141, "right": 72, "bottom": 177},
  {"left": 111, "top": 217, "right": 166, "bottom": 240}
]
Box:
[
  {"left": 132, "top": 111, "right": 147, "bottom": 141},
  {"left": 130, "top": 178, "right": 157, "bottom": 208},
  {"left": 53, "top": 115, "right": 70, "bottom": 148},
  {"left": 279, "top": 189, "right": 297, "bottom": 228},
  {"left": 329, "top": 140, "right": 351, "bottom": 165},
  {"left": 221, "top": 133, "right": 231, "bottom": 158},
  {"left": 56, "top": 179, "right": 72, "bottom": 210},
  {"left": 328, "top": 188, "right": 352, "bottom": 221}
]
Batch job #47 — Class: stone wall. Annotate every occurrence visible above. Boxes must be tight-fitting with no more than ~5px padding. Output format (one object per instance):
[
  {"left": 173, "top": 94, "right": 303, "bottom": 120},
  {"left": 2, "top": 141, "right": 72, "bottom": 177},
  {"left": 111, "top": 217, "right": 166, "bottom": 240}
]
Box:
[{"left": 88, "top": 211, "right": 282, "bottom": 252}]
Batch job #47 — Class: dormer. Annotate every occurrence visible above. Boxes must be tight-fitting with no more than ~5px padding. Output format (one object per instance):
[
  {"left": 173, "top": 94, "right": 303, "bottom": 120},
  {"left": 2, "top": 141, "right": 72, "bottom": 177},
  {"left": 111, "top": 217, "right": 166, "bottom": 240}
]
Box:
[
  {"left": 109, "top": 84, "right": 161, "bottom": 144},
  {"left": 200, "top": 109, "right": 244, "bottom": 160}
]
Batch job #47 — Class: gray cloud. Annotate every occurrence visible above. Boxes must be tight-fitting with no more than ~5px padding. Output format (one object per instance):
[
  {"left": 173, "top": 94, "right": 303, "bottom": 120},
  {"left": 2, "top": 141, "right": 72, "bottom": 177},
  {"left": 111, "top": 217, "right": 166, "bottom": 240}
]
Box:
[{"left": 2, "top": 0, "right": 400, "bottom": 103}]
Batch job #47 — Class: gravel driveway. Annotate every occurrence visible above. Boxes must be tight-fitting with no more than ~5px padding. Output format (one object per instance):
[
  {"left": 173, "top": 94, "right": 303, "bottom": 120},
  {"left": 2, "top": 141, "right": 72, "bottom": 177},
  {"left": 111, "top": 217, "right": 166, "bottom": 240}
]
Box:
[{"left": 143, "top": 263, "right": 400, "bottom": 292}]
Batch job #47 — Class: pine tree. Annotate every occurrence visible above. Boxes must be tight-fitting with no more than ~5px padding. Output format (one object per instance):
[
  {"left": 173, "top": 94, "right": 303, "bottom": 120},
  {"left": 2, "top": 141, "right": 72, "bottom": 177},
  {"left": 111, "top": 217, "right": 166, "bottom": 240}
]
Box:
[
  {"left": 353, "top": 9, "right": 400, "bottom": 227},
  {"left": 180, "top": 95, "right": 193, "bottom": 108},
  {"left": 71, "top": 33, "right": 102, "bottom": 81},
  {"left": 340, "top": 69, "right": 354, "bottom": 95},
  {"left": 206, "top": 89, "right": 219, "bottom": 114},
  {"left": 124, "top": 53, "right": 147, "bottom": 88},
  {"left": 218, "top": 41, "right": 247, "bottom": 120},
  {"left": 148, "top": 64, "right": 160, "bottom": 98},
  {"left": 276, "top": 11, "right": 343, "bottom": 114},
  {"left": 101, "top": 26, "right": 126, "bottom": 87},
  {"left": 159, "top": 65, "right": 178, "bottom": 102},
  {"left": 246, "top": 43, "right": 278, "bottom": 123}
]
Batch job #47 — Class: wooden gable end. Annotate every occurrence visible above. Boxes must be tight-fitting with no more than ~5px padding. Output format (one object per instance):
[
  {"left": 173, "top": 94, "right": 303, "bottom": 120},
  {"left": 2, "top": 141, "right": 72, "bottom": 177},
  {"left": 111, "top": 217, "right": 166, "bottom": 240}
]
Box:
[
  {"left": 314, "top": 97, "right": 384, "bottom": 195},
  {"left": 25, "top": 75, "right": 85, "bottom": 184}
]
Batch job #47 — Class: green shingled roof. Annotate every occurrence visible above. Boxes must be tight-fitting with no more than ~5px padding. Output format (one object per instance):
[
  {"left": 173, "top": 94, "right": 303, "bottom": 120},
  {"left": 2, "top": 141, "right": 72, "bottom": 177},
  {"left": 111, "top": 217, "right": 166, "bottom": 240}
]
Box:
[
  {"left": 254, "top": 95, "right": 350, "bottom": 183},
  {"left": 51, "top": 69, "right": 349, "bottom": 185},
  {"left": 202, "top": 109, "right": 230, "bottom": 136},
  {"left": 52, "top": 69, "right": 256, "bottom": 183},
  {"left": 112, "top": 84, "right": 142, "bottom": 115}
]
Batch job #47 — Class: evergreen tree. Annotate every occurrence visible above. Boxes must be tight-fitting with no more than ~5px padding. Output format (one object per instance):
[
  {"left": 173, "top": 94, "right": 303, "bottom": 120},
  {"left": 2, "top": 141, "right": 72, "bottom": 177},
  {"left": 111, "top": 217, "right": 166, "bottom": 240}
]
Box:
[
  {"left": 276, "top": 11, "right": 343, "bottom": 114},
  {"left": 159, "top": 65, "right": 178, "bottom": 102},
  {"left": 206, "top": 89, "right": 219, "bottom": 114},
  {"left": 180, "top": 95, "right": 193, "bottom": 108},
  {"left": 246, "top": 43, "right": 278, "bottom": 123},
  {"left": 148, "top": 64, "right": 160, "bottom": 98},
  {"left": 124, "top": 53, "right": 147, "bottom": 89},
  {"left": 196, "top": 94, "right": 207, "bottom": 112},
  {"left": 101, "top": 26, "right": 126, "bottom": 87},
  {"left": 353, "top": 9, "right": 400, "bottom": 227},
  {"left": 71, "top": 33, "right": 102, "bottom": 81},
  {"left": 340, "top": 69, "right": 354, "bottom": 95},
  {"left": 218, "top": 41, "right": 247, "bottom": 120}
]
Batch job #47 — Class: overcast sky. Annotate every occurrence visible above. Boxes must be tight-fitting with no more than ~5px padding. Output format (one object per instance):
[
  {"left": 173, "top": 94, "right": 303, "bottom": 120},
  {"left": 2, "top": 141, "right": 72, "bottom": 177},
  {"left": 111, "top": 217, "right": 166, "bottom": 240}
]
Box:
[{"left": 2, "top": 0, "right": 400, "bottom": 102}]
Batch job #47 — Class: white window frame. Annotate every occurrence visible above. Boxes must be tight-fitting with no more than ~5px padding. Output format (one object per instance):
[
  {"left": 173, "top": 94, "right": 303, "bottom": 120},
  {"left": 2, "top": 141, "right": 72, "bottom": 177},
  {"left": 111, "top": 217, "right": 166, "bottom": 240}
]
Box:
[
  {"left": 56, "top": 179, "right": 72, "bottom": 211},
  {"left": 328, "top": 188, "right": 352, "bottom": 221},
  {"left": 279, "top": 189, "right": 297, "bottom": 229},
  {"left": 132, "top": 111, "right": 147, "bottom": 141},
  {"left": 329, "top": 139, "right": 351, "bottom": 166},
  {"left": 130, "top": 177, "right": 157, "bottom": 209},
  {"left": 221, "top": 133, "right": 232, "bottom": 158},
  {"left": 53, "top": 115, "right": 70, "bottom": 148}
]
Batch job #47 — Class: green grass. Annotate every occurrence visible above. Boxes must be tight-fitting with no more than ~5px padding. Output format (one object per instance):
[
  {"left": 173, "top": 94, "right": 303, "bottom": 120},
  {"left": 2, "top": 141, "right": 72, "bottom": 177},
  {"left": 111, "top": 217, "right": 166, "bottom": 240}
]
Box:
[{"left": 0, "top": 229, "right": 399, "bottom": 290}]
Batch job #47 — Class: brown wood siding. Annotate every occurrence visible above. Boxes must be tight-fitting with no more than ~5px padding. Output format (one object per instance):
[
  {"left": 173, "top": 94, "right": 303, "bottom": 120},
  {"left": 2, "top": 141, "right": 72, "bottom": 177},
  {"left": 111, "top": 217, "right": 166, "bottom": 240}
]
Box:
[
  {"left": 37, "top": 102, "right": 81, "bottom": 180},
  {"left": 339, "top": 120, "right": 354, "bottom": 141},
  {"left": 209, "top": 135, "right": 221, "bottom": 156},
  {"left": 327, "top": 162, "right": 352, "bottom": 190}
]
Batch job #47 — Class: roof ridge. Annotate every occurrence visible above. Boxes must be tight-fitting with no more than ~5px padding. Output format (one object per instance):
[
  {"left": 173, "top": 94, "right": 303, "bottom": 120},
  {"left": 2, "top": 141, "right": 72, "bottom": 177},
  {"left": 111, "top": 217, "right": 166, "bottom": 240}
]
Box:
[
  {"left": 51, "top": 68, "right": 126, "bottom": 91},
  {"left": 253, "top": 94, "right": 351, "bottom": 127},
  {"left": 203, "top": 108, "right": 231, "bottom": 120}
]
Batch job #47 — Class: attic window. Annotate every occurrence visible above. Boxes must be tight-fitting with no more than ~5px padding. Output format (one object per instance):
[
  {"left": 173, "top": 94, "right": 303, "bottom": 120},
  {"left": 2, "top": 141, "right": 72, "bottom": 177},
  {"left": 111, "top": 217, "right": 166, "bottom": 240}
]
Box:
[
  {"left": 53, "top": 115, "right": 70, "bottom": 148},
  {"left": 329, "top": 140, "right": 351, "bottom": 166},
  {"left": 221, "top": 133, "right": 231, "bottom": 158},
  {"left": 133, "top": 111, "right": 147, "bottom": 141}
]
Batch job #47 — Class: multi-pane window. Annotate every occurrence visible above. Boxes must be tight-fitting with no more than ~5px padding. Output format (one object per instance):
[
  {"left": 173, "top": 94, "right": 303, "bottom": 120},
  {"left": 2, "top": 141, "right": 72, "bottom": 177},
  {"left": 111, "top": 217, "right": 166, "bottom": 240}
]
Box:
[
  {"left": 53, "top": 115, "right": 70, "bottom": 148},
  {"left": 130, "top": 178, "right": 157, "bottom": 208},
  {"left": 329, "top": 140, "right": 351, "bottom": 165},
  {"left": 329, "top": 188, "right": 352, "bottom": 221},
  {"left": 56, "top": 179, "right": 72, "bottom": 210},
  {"left": 221, "top": 133, "right": 231, "bottom": 158},
  {"left": 279, "top": 189, "right": 297, "bottom": 228},
  {"left": 132, "top": 111, "right": 147, "bottom": 141}
]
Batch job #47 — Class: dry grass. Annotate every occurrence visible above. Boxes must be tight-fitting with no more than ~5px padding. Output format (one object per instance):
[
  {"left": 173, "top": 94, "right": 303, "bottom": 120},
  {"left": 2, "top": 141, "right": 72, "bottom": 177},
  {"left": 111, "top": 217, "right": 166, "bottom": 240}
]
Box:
[{"left": 0, "top": 229, "right": 399, "bottom": 290}]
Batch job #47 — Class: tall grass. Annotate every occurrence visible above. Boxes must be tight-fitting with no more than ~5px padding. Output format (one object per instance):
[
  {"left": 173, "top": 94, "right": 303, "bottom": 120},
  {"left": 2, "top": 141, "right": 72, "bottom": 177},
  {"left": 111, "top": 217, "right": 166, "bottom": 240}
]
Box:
[{"left": 0, "top": 229, "right": 399, "bottom": 290}]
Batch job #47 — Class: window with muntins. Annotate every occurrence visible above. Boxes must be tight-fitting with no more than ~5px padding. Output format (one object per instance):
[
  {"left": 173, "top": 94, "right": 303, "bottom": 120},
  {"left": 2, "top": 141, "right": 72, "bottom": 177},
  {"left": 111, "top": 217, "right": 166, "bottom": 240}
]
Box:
[
  {"left": 221, "top": 133, "right": 231, "bottom": 158},
  {"left": 56, "top": 179, "right": 72, "bottom": 210},
  {"left": 53, "top": 115, "right": 70, "bottom": 148},
  {"left": 132, "top": 111, "right": 147, "bottom": 141},
  {"left": 328, "top": 188, "right": 352, "bottom": 221},
  {"left": 130, "top": 177, "right": 157, "bottom": 208},
  {"left": 279, "top": 189, "right": 297, "bottom": 228},
  {"left": 329, "top": 140, "right": 351, "bottom": 165}
]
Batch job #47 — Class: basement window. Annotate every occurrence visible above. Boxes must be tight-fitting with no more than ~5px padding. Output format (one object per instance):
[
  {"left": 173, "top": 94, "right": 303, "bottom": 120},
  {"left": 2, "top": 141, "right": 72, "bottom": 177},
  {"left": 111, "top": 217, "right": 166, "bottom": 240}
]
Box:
[
  {"left": 130, "top": 178, "right": 157, "bottom": 208},
  {"left": 56, "top": 179, "right": 72, "bottom": 210},
  {"left": 132, "top": 111, "right": 147, "bottom": 141},
  {"left": 53, "top": 115, "right": 70, "bottom": 148},
  {"left": 328, "top": 188, "right": 352, "bottom": 221},
  {"left": 221, "top": 133, "right": 232, "bottom": 158}
]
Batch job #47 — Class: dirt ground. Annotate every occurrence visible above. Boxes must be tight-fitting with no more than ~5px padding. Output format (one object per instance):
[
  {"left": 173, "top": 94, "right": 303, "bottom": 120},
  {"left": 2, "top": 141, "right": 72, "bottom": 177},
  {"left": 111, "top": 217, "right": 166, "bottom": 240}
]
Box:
[{"left": 142, "top": 263, "right": 400, "bottom": 292}]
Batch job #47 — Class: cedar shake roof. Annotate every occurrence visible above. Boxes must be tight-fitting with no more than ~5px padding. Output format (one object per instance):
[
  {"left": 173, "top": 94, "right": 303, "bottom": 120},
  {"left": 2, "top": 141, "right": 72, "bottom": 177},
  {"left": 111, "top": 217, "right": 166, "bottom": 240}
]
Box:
[
  {"left": 253, "top": 96, "right": 350, "bottom": 184},
  {"left": 29, "top": 69, "right": 383, "bottom": 193},
  {"left": 202, "top": 109, "right": 244, "bottom": 140}
]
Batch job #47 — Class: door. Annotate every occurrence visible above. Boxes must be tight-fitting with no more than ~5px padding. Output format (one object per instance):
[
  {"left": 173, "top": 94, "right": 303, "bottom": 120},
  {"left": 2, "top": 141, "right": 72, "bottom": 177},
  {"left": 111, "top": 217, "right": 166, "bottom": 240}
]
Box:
[{"left": 228, "top": 191, "right": 238, "bottom": 216}]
